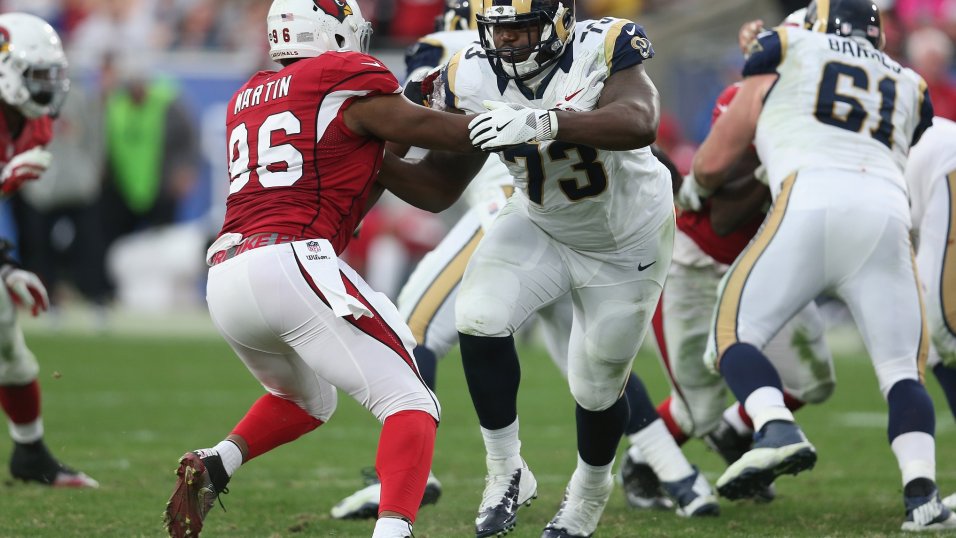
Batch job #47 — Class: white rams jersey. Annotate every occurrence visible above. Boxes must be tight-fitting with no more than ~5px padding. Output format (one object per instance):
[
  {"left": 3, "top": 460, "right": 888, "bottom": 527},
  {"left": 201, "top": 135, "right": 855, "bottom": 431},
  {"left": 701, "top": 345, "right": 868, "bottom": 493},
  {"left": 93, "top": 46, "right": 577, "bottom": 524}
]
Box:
[
  {"left": 746, "top": 27, "right": 933, "bottom": 196},
  {"left": 905, "top": 116, "right": 956, "bottom": 230},
  {"left": 405, "top": 29, "right": 479, "bottom": 81},
  {"left": 441, "top": 17, "right": 672, "bottom": 252},
  {"left": 405, "top": 29, "right": 512, "bottom": 211}
]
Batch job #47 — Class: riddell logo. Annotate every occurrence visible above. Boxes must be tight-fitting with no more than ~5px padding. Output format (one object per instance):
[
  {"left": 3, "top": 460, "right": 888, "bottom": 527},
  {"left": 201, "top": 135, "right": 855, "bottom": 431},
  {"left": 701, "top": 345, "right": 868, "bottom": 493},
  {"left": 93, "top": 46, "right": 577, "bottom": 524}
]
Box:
[{"left": 314, "top": 0, "right": 352, "bottom": 22}]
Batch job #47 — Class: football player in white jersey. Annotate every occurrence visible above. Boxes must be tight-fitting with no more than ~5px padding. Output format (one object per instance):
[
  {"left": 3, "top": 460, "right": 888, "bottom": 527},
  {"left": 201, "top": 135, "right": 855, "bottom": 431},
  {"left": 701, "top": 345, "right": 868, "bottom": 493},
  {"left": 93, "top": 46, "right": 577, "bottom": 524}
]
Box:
[
  {"left": 427, "top": 1, "right": 720, "bottom": 536},
  {"left": 904, "top": 116, "right": 956, "bottom": 512},
  {"left": 332, "top": 0, "right": 718, "bottom": 523},
  {"left": 688, "top": 0, "right": 954, "bottom": 530}
]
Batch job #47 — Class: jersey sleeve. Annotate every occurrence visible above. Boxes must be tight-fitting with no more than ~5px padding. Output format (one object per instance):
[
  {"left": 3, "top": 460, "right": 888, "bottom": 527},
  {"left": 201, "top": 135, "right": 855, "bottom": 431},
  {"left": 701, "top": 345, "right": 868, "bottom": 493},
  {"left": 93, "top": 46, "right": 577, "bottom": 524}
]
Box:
[
  {"left": 440, "top": 47, "right": 485, "bottom": 113},
  {"left": 328, "top": 52, "right": 402, "bottom": 96},
  {"left": 405, "top": 38, "right": 446, "bottom": 80},
  {"left": 603, "top": 20, "right": 654, "bottom": 75},
  {"left": 912, "top": 81, "right": 935, "bottom": 146},
  {"left": 742, "top": 28, "right": 786, "bottom": 77},
  {"left": 711, "top": 83, "right": 741, "bottom": 126},
  {"left": 15, "top": 116, "right": 54, "bottom": 153}
]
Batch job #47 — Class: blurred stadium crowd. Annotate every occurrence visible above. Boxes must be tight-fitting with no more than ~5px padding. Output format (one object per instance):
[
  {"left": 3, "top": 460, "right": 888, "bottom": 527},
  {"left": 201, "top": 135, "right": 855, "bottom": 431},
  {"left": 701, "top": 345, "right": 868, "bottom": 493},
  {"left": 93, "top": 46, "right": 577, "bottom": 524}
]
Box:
[{"left": 0, "top": 0, "right": 953, "bottom": 319}]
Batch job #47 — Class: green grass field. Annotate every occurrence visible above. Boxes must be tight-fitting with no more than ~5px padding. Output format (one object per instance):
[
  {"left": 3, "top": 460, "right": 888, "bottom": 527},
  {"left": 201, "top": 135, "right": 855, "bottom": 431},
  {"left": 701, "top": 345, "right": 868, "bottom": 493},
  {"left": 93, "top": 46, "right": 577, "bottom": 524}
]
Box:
[{"left": 1, "top": 328, "right": 953, "bottom": 537}]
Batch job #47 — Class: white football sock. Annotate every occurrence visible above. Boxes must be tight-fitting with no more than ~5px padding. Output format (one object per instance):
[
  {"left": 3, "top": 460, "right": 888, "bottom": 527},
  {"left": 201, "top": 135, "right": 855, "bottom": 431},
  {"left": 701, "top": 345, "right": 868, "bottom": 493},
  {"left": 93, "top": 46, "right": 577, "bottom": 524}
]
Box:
[
  {"left": 481, "top": 418, "right": 521, "bottom": 462},
  {"left": 722, "top": 402, "right": 753, "bottom": 436},
  {"left": 9, "top": 417, "right": 43, "bottom": 444},
  {"left": 630, "top": 419, "right": 694, "bottom": 482},
  {"left": 569, "top": 455, "right": 614, "bottom": 497},
  {"left": 625, "top": 438, "right": 646, "bottom": 463},
  {"left": 891, "top": 431, "right": 936, "bottom": 487},
  {"left": 371, "top": 516, "right": 413, "bottom": 538},
  {"left": 744, "top": 386, "right": 794, "bottom": 432},
  {"left": 214, "top": 439, "right": 244, "bottom": 477}
]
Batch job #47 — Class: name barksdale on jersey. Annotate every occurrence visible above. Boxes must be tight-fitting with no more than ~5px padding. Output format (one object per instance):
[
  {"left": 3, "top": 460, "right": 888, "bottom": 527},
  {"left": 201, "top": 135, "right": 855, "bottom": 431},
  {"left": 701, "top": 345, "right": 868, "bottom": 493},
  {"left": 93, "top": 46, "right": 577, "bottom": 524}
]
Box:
[{"left": 825, "top": 35, "right": 901, "bottom": 72}]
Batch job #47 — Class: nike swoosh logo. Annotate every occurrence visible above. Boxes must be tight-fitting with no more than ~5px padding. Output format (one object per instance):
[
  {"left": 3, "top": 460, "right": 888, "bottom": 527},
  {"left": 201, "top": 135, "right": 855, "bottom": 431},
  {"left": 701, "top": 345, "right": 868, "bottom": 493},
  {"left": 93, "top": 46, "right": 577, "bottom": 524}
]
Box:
[
  {"left": 564, "top": 88, "right": 583, "bottom": 101},
  {"left": 637, "top": 261, "right": 656, "bottom": 271},
  {"left": 626, "top": 26, "right": 636, "bottom": 36},
  {"left": 361, "top": 61, "right": 383, "bottom": 68},
  {"left": 496, "top": 119, "right": 515, "bottom": 132}
]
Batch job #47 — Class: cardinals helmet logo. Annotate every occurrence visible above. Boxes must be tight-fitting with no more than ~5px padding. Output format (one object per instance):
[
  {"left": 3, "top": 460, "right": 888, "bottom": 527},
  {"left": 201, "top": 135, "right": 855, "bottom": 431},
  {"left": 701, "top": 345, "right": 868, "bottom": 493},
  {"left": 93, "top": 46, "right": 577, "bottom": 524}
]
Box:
[
  {"left": 0, "top": 27, "right": 9, "bottom": 53},
  {"left": 314, "top": 0, "right": 353, "bottom": 22}
]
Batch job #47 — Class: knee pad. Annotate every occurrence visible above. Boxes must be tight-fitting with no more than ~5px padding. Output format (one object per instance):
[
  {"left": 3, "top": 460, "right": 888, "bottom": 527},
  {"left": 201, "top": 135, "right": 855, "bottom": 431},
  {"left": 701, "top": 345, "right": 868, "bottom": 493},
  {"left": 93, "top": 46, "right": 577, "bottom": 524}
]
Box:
[
  {"left": 0, "top": 332, "right": 39, "bottom": 386},
  {"left": 569, "top": 374, "right": 622, "bottom": 412},
  {"left": 791, "top": 379, "right": 835, "bottom": 405},
  {"left": 874, "top": 355, "right": 921, "bottom": 398},
  {"left": 670, "top": 385, "right": 725, "bottom": 438},
  {"left": 299, "top": 388, "right": 338, "bottom": 423},
  {"left": 373, "top": 385, "right": 441, "bottom": 424},
  {"left": 454, "top": 292, "right": 514, "bottom": 337}
]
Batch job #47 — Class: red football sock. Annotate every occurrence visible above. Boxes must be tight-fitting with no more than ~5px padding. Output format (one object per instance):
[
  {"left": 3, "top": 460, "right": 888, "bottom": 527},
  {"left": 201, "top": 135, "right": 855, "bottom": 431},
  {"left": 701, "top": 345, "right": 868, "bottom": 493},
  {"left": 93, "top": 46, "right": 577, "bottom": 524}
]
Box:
[
  {"left": 231, "top": 394, "right": 323, "bottom": 460},
  {"left": 655, "top": 396, "right": 689, "bottom": 446},
  {"left": 783, "top": 392, "right": 806, "bottom": 413},
  {"left": 736, "top": 400, "right": 755, "bottom": 431},
  {"left": 376, "top": 410, "right": 437, "bottom": 522},
  {"left": 0, "top": 380, "right": 40, "bottom": 424}
]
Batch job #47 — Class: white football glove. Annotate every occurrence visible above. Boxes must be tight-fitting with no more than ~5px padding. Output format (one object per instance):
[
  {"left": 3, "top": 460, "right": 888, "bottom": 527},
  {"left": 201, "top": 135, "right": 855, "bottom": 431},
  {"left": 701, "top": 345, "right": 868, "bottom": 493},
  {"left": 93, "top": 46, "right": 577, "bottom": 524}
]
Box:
[
  {"left": 0, "top": 147, "right": 52, "bottom": 195},
  {"left": 468, "top": 101, "right": 556, "bottom": 152},
  {"left": 2, "top": 267, "right": 49, "bottom": 316},
  {"left": 553, "top": 50, "right": 607, "bottom": 112},
  {"left": 675, "top": 172, "right": 713, "bottom": 212}
]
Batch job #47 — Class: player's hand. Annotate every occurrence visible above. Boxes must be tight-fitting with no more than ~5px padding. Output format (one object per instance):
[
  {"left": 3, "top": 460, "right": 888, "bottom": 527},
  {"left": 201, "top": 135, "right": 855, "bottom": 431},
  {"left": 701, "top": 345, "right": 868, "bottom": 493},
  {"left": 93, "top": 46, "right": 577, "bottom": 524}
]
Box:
[
  {"left": 553, "top": 50, "right": 606, "bottom": 112},
  {"left": 468, "top": 101, "right": 556, "bottom": 151},
  {"left": 675, "top": 172, "right": 712, "bottom": 212},
  {"left": 3, "top": 268, "right": 49, "bottom": 316},
  {"left": 739, "top": 19, "right": 764, "bottom": 56},
  {"left": 0, "top": 147, "right": 52, "bottom": 195}
]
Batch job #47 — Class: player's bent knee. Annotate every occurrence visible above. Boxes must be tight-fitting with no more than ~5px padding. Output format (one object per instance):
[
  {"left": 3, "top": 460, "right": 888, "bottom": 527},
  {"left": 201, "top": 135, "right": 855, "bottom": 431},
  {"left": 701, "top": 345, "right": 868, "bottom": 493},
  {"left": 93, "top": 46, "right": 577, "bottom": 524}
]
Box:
[
  {"left": 0, "top": 349, "right": 39, "bottom": 385},
  {"left": 373, "top": 389, "right": 441, "bottom": 424},
  {"left": 455, "top": 302, "right": 513, "bottom": 338},
  {"left": 794, "top": 380, "right": 836, "bottom": 405},
  {"left": 569, "top": 379, "right": 620, "bottom": 412}
]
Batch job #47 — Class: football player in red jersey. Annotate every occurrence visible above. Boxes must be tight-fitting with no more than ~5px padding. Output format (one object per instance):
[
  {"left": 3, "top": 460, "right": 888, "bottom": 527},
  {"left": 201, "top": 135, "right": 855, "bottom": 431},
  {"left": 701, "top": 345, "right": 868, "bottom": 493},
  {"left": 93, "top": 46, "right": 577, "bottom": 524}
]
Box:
[
  {"left": 0, "top": 13, "right": 97, "bottom": 489},
  {"left": 161, "top": 1, "right": 482, "bottom": 537}
]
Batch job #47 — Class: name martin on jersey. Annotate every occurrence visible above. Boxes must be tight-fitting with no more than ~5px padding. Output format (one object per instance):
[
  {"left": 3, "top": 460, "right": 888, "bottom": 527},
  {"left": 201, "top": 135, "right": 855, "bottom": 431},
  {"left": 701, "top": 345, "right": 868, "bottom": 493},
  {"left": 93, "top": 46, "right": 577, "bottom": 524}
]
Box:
[
  {"left": 234, "top": 74, "right": 293, "bottom": 114},
  {"left": 827, "top": 36, "right": 901, "bottom": 73}
]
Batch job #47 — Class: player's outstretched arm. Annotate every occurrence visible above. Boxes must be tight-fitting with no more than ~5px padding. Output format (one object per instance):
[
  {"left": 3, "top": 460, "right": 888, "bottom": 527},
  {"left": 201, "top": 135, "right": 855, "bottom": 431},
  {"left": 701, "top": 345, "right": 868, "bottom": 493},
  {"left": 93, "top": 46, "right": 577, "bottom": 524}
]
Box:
[
  {"left": 693, "top": 73, "right": 774, "bottom": 190},
  {"left": 707, "top": 150, "right": 770, "bottom": 236},
  {"left": 553, "top": 64, "right": 660, "bottom": 151},
  {"left": 377, "top": 148, "right": 487, "bottom": 213},
  {"left": 346, "top": 93, "right": 475, "bottom": 153}
]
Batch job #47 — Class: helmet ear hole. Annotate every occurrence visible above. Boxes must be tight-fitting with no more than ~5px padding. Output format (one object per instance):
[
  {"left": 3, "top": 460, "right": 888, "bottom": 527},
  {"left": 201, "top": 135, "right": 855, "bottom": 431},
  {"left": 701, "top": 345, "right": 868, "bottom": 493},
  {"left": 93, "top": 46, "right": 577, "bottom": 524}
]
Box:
[{"left": 336, "top": 34, "right": 346, "bottom": 48}]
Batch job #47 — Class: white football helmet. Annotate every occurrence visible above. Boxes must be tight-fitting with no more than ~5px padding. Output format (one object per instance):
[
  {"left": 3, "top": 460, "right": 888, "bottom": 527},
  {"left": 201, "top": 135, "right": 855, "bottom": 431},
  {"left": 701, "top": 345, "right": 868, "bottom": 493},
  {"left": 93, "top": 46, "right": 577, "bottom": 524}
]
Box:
[
  {"left": 267, "top": 0, "right": 372, "bottom": 61},
  {"left": 0, "top": 13, "right": 69, "bottom": 119}
]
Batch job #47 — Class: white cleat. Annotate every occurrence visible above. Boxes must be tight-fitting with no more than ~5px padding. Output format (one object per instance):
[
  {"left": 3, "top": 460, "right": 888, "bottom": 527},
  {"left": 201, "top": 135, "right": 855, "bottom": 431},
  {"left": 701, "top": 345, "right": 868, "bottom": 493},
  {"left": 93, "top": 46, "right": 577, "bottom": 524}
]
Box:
[
  {"left": 943, "top": 493, "right": 956, "bottom": 511},
  {"left": 716, "top": 421, "right": 816, "bottom": 500},
  {"left": 331, "top": 468, "right": 441, "bottom": 520},
  {"left": 662, "top": 466, "right": 720, "bottom": 517},
  {"left": 902, "top": 485, "right": 956, "bottom": 532},
  {"left": 475, "top": 456, "right": 538, "bottom": 538},
  {"left": 541, "top": 475, "right": 614, "bottom": 538}
]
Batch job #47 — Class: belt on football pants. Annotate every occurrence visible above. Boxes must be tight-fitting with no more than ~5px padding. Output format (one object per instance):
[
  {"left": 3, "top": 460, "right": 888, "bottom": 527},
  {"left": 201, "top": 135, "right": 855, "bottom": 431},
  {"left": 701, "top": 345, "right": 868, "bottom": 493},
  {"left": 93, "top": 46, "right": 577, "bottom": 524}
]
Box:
[{"left": 208, "top": 232, "right": 300, "bottom": 266}]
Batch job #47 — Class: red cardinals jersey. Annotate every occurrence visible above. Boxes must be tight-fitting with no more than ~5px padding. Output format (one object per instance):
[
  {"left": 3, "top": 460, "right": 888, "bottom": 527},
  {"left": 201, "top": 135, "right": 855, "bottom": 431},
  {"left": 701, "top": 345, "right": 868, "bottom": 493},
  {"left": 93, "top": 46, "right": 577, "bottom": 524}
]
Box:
[
  {"left": 676, "top": 83, "right": 763, "bottom": 265},
  {"left": 0, "top": 112, "right": 53, "bottom": 166},
  {"left": 219, "top": 51, "right": 401, "bottom": 254}
]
